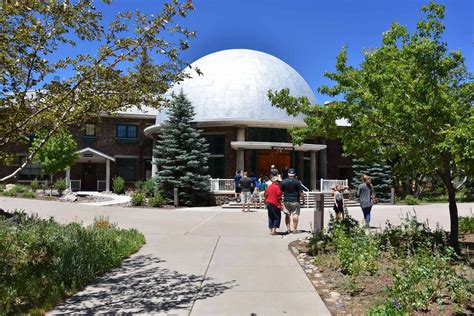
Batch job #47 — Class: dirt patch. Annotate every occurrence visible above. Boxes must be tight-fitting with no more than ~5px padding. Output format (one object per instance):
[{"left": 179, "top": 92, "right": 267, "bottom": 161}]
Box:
[{"left": 289, "top": 236, "right": 473, "bottom": 315}]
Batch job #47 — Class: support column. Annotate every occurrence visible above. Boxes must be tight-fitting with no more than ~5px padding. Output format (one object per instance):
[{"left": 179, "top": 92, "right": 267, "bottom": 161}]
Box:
[
  {"left": 236, "top": 127, "right": 245, "bottom": 172},
  {"left": 319, "top": 149, "right": 327, "bottom": 179},
  {"left": 66, "top": 168, "right": 71, "bottom": 190},
  {"left": 106, "top": 159, "right": 111, "bottom": 192},
  {"left": 151, "top": 137, "right": 158, "bottom": 176},
  {"left": 310, "top": 151, "right": 317, "bottom": 191}
]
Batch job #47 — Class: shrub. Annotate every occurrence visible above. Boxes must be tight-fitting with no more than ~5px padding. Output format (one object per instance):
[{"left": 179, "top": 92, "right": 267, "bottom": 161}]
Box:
[
  {"left": 30, "top": 179, "right": 39, "bottom": 192},
  {"left": 20, "top": 191, "right": 35, "bottom": 199},
  {"left": 0, "top": 184, "right": 5, "bottom": 192},
  {"left": 54, "top": 178, "right": 67, "bottom": 195},
  {"left": 141, "top": 178, "right": 157, "bottom": 198},
  {"left": 379, "top": 213, "right": 450, "bottom": 256},
  {"left": 399, "top": 195, "right": 420, "bottom": 205},
  {"left": 148, "top": 191, "right": 164, "bottom": 207},
  {"left": 130, "top": 191, "right": 145, "bottom": 206},
  {"left": 135, "top": 180, "right": 144, "bottom": 192},
  {"left": 333, "top": 226, "right": 380, "bottom": 293},
  {"left": 112, "top": 176, "right": 125, "bottom": 194},
  {"left": 11, "top": 185, "right": 28, "bottom": 194},
  {"left": 459, "top": 214, "right": 474, "bottom": 234},
  {"left": 0, "top": 212, "right": 145, "bottom": 314},
  {"left": 387, "top": 246, "right": 471, "bottom": 312}
]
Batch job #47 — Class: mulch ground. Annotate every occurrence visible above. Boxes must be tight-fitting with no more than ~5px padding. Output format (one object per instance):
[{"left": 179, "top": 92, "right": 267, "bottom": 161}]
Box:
[{"left": 289, "top": 234, "right": 474, "bottom": 315}]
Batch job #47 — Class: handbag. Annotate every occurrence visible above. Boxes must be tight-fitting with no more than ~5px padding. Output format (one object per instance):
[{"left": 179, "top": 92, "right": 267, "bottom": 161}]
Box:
[{"left": 372, "top": 195, "right": 378, "bottom": 204}]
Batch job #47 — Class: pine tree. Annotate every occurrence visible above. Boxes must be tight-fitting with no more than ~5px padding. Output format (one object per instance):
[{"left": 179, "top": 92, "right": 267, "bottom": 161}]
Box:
[
  {"left": 154, "top": 91, "right": 210, "bottom": 206},
  {"left": 352, "top": 158, "right": 392, "bottom": 202}
]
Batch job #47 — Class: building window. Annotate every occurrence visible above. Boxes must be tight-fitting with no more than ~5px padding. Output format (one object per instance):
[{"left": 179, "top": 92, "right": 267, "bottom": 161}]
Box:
[
  {"left": 116, "top": 124, "right": 138, "bottom": 139},
  {"left": 18, "top": 156, "right": 45, "bottom": 180},
  {"left": 85, "top": 123, "right": 96, "bottom": 137},
  {"left": 204, "top": 135, "right": 225, "bottom": 178},
  {"left": 116, "top": 158, "right": 137, "bottom": 181},
  {"left": 205, "top": 135, "right": 225, "bottom": 155}
]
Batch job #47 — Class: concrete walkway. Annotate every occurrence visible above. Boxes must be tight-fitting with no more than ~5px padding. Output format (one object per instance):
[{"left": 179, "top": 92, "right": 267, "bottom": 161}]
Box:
[{"left": 1, "top": 197, "right": 472, "bottom": 315}]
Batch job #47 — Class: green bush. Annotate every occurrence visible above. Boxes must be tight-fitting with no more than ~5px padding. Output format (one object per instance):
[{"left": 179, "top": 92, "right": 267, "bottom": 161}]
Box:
[
  {"left": 0, "top": 184, "right": 5, "bottom": 192},
  {"left": 20, "top": 191, "right": 35, "bottom": 199},
  {"left": 112, "top": 176, "right": 125, "bottom": 194},
  {"left": 135, "top": 180, "right": 144, "bottom": 192},
  {"left": 459, "top": 214, "right": 474, "bottom": 234},
  {"left": 141, "top": 178, "right": 157, "bottom": 198},
  {"left": 387, "top": 246, "right": 471, "bottom": 313},
  {"left": 130, "top": 191, "right": 145, "bottom": 206},
  {"left": 11, "top": 185, "right": 28, "bottom": 194},
  {"left": 54, "top": 178, "right": 67, "bottom": 195},
  {"left": 148, "top": 191, "right": 164, "bottom": 207},
  {"left": 0, "top": 211, "right": 145, "bottom": 314},
  {"left": 30, "top": 179, "right": 39, "bottom": 192},
  {"left": 379, "top": 214, "right": 450, "bottom": 256},
  {"left": 399, "top": 195, "right": 420, "bottom": 205}
]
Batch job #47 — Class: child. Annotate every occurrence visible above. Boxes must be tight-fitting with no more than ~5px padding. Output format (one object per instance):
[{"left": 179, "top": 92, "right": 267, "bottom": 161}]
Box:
[
  {"left": 257, "top": 176, "right": 268, "bottom": 209},
  {"left": 332, "top": 184, "right": 345, "bottom": 220}
]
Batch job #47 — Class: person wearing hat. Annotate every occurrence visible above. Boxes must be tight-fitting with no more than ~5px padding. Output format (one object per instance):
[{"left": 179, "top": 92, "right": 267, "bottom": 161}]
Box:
[
  {"left": 264, "top": 175, "right": 283, "bottom": 235},
  {"left": 280, "top": 168, "right": 304, "bottom": 233}
]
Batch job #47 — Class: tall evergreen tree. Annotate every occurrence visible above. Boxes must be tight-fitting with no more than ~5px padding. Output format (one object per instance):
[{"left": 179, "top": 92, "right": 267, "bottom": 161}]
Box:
[
  {"left": 352, "top": 159, "right": 392, "bottom": 202},
  {"left": 154, "top": 91, "right": 210, "bottom": 206}
]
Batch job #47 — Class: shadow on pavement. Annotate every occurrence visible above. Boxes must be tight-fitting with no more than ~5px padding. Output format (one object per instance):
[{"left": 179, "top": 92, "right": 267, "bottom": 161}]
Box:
[{"left": 53, "top": 254, "right": 236, "bottom": 314}]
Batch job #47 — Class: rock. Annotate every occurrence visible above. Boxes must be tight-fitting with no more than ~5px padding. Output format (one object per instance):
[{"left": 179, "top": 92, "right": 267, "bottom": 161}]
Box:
[
  {"left": 329, "top": 291, "right": 341, "bottom": 299},
  {"left": 322, "top": 289, "right": 330, "bottom": 293},
  {"left": 61, "top": 193, "right": 77, "bottom": 202},
  {"left": 5, "top": 184, "right": 15, "bottom": 192},
  {"left": 314, "top": 273, "right": 322, "bottom": 278}
]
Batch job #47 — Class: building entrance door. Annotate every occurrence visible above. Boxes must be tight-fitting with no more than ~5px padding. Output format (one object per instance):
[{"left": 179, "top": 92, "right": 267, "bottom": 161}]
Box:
[
  {"left": 256, "top": 150, "right": 291, "bottom": 176},
  {"left": 81, "top": 162, "right": 97, "bottom": 191}
]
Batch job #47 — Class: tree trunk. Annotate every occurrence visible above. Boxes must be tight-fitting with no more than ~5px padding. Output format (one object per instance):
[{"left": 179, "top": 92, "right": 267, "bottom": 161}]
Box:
[
  {"left": 438, "top": 158, "right": 459, "bottom": 252},
  {"left": 445, "top": 179, "right": 459, "bottom": 252}
]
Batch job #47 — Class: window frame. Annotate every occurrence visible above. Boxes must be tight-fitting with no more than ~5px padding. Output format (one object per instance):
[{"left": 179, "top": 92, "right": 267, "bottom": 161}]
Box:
[
  {"left": 84, "top": 123, "right": 96, "bottom": 137},
  {"left": 116, "top": 124, "right": 138, "bottom": 139}
]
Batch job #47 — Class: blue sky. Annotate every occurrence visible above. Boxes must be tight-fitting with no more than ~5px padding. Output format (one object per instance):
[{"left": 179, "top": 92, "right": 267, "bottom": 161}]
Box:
[{"left": 90, "top": 0, "right": 473, "bottom": 102}]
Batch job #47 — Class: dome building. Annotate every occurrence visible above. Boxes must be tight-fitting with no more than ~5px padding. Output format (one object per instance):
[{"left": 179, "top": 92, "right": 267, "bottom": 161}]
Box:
[{"left": 145, "top": 49, "right": 333, "bottom": 190}]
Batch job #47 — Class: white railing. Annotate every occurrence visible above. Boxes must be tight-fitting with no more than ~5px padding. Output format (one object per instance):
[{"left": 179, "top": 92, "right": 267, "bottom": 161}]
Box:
[
  {"left": 209, "top": 178, "right": 235, "bottom": 192},
  {"left": 70, "top": 179, "right": 81, "bottom": 191},
  {"left": 97, "top": 180, "right": 106, "bottom": 192},
  {"left": 320, "top": 178, "right": 348, "bottom": 192}
]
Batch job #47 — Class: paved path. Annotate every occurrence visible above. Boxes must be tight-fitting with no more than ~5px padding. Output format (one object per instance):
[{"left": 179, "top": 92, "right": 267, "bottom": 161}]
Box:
[{"left": 1, "top": 197, "right": 472, "bottom": 315}]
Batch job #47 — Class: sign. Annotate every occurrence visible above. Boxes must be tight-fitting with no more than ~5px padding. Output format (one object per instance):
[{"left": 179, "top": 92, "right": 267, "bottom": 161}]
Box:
[
  {"left": 271, "top": 146, "right": 294, "bottom": 151},
  {"left": 83, "top": 153, "right": 93, "bottom": 158}
]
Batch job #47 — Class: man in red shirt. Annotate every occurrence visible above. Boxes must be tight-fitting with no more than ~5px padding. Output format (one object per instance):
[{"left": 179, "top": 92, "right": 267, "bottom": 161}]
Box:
[{"left": 264, "top": 175, "right": 283, "bottom": 235}]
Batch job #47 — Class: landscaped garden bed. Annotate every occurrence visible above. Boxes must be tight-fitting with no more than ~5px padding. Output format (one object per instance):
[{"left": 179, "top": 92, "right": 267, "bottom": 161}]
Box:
[
  {"left": 290, "top": 214, "right": 474, "bottom": 315},
  {"left": 0, "top": 210, "right": 145, "bottom": 315}
]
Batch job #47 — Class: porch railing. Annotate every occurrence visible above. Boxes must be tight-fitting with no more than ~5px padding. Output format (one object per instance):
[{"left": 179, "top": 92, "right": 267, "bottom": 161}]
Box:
[
  {"left": 70, "top": 179, "right": 81, "bottom": 191},
  {"left": 320, "top": 178, "right": 348, "bottom": 192},
  {"left": 209, "top": 179, "right": 235, "bottom": 192}
]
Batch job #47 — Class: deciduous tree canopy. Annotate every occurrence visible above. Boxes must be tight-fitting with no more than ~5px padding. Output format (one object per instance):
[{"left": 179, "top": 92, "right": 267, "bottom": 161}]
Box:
[
  {"left": 269, "top": 1, "right": 473, "bottom": 249},
  {"left": 0, "top": 0, "right": 197, "bottom": 181}
]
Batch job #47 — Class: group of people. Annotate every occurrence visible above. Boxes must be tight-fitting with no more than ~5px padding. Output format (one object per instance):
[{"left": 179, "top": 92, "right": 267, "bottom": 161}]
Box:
[
  {"left": 331, "top": 174, "right": 377, "bottom": 227},
  {"left": 234, "top": 167, "right": 378, "bottom": 234},
  {"left": 234, "top": 165, "right": 304, "bottom": 235}
]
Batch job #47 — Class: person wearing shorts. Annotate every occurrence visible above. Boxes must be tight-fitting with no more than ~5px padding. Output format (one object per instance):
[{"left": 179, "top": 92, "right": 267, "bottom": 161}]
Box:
[
  {"left": 239, "top": 171, "right": 253, "bottom": 212},
  {"left": 280, "top": 168, "right": 304, "bottom": 233}
]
